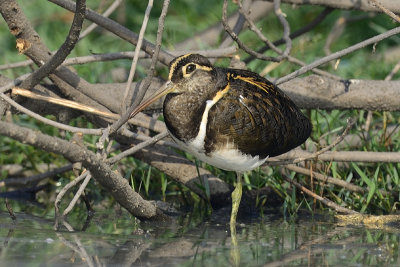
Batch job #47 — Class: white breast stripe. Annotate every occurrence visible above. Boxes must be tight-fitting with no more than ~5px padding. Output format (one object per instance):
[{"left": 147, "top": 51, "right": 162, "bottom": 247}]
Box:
[{"left": 189, "top": 99, "right": 215, "bottom": 151}]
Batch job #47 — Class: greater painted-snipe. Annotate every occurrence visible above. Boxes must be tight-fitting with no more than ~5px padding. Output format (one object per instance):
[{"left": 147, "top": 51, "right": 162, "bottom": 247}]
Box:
[{"left": 129, "top": 54, "right": 312, "bottom": 225}]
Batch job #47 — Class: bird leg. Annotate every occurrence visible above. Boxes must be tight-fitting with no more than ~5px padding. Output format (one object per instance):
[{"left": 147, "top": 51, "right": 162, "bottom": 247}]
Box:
[{"left": 230, "top": 172, "right": 242, "bottom": 226}]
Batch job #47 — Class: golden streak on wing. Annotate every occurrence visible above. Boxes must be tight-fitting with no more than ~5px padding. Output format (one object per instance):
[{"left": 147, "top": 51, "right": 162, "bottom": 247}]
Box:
[
  {"left": 233, "top": 75, "right": 274, "bottom": 95},
  {"left": 168, "top": 53, "right": 192, "bottom": 80},
  {"left": 212, "top": 82, "right": 231, "bottom": 103}
]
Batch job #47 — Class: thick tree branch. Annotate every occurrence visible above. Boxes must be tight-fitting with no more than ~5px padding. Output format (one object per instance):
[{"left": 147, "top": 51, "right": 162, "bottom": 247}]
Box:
[
  {"left": 0, "top": 120, "right": 168, "bottom": 221},
  {"left": 19, "top": 0, "right": 86, "bottom": 89}
]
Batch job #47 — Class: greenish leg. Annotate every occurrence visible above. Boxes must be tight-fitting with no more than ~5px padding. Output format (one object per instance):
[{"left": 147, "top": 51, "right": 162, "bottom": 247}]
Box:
[{"left": 230, "top": 172, "right": 242, "bottom": 226}]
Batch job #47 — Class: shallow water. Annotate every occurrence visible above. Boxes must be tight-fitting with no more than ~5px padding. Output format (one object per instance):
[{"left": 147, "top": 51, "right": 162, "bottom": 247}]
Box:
[{"left": 0, "top": 210, "right": 399, "bottom": 266}]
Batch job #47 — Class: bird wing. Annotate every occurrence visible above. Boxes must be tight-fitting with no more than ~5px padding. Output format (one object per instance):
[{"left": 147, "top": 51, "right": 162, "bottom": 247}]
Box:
[{"left": 205, "top": 70, "right": 311, "bottom": 158}]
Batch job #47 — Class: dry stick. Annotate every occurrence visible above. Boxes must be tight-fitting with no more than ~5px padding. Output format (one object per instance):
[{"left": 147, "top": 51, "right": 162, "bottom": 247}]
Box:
[
  {"left": 121, "top": 0, "right": 153, "bottom": 111},
  {"left": 0, "top": 73, "right": 31, "bottom": 94},
  {"left": 107, "top": 0, "right": 170, "bottom": 137},
  {"left": 11, "top": 87, "right": 166, "bottom": 134},
  {"left": 0, "top": 47, "right": 238, "bottom": 71},
  {"left": 222, "top": 0, "right": 281, "bottom": 62},
  {"left": 237, "top": 0, "right": 286, "bottom": 58},
  {"left": 238, "top": 1, "right": 339, "bottom": 80},
  {"left": 48, "top": 0, "right": 174, "bottom": 66},
  {"left": 244, "top": 8, "right": 334, "bottom": 63},
  {"left": 273, "top": 118, "right": 355, "bottom": 165},
  {"left": 63, "top": 173, "right": 92, "bottom": 216},
  {"left": 282, "top": 175, "right": 359, "bottom": 214},
  {"left": 284, "top": 164, "right": 391, "bottom": 197},
  {"left": 0, "top": 92, "right": 101, "bottom": 135},
  {"left": 275, "top": 26, "right": 400, "bottom": 84},
  {"left": 19, "top": 0, "right": 86, "bottom": 89},
  {"left": 369, "top": 0, "right": 400, "bottom": 23},
  {"left": 272, "top": 0, "right": 292, "bottom": 58},
  {"left": 0, "top": 164, "right": 73, "bottom": 188},
  {"left": 78, "top": 0, "right": 123, "bottom": 41},
  {"left": 55, "top": 171, "right": 88, "bottom": 217},
  {"left": 108, "top": 131, "right": 169, "bottom": 164}
]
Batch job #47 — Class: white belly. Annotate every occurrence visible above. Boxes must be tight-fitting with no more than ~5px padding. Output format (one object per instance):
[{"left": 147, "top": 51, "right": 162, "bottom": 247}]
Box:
[{"left": 172, "top": 135, "right": 268, "bottom": 172}]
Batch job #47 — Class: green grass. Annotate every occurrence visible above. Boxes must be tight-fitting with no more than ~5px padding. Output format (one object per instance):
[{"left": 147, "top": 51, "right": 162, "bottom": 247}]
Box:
[{"left": 1, "top": 1, "right": 399, "bottom": 217}]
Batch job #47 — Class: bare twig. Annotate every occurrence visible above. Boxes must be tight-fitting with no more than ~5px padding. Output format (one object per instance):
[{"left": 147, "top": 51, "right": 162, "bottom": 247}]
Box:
[
  {"left": 121, "top": 0, "right": 153, "bottom": 111},
  {"left": 108, "top": 131, "right": 169, "bottom": 164},
  {"left": 284, "top": 164, "right": 391, "bottom": 196},
  {"left": 20, "top": 0, "right": 86, "bottom": 89},
  {"left": 55, "top": 171, "right": 88, "bottom": 217},
  {"left": 368, "top": 0, "right": 400, "bottom": 23},
  {"left": 1, "top": 91, "right": 102, "bottom": 135},
  {"left": 263, "top": 0, "right": 400, "bottom": 13},
  {"left": 11, "top": 87, "right": 166, "bottom": 133},
  {"left": 107, "top": 0, "right": 170, "bottom": 137},
  {"left": 244, "top": 8, "right": 334, "bottom": 63},
  {"left": 48, "top": 0, "right": 174, "bottom": 65},
  {"left": 282, "top": 175, "right": 359, "bottom": 214},
  {"left": 275, "top": 26, "right": 400, "bottom": 84},
  {"left": 272, "top": 0, "right": 292, "bottom": 58},
  {"left": 78, "top": 0, "right": 123, "bottom": 40},
  {"left": 63, "top": 173, "right": 92, "bottom": 216},
  {"left": 222, "top": 0, "right": 283, "bottom": 62}
]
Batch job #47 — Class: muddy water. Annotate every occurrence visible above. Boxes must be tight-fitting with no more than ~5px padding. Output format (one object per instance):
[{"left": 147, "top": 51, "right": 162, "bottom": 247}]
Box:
[{"left": 0, "top": 210, "right": 399, "bottom": 266}]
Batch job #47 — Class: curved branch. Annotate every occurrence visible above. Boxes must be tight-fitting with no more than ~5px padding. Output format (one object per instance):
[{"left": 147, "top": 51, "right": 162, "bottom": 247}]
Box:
[
  {"left": 0, "top": 120, "right": 169, "bottom": 221},
  {"left": 19, "top": 0, "right": 86, "bottom": 89}
]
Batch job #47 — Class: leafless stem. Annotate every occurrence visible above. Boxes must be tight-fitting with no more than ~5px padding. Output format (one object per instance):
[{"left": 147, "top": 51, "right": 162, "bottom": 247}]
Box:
[
  {"left": 368, "top": 0, "right": 400, "bottom": 23},
  {"left": 78, "top": 0, "right": 123, "bottom": 41},
  {"left": 282, "top": 175, "right": 359, "bottom": 214},
  {"left": 55, "top": 171, "right": 88, "bottom": 217},
  {"left": 121, "top": 0, "right": 153, "bottom": 111},
  {"left": 222, "top": 0, "right": 282, "bottom": 62},
  {"left": 108, "top": 131, "right": 169, "bottom": 164},
  {"left": 275, "top": 26, "right": 400, "bottom": 84},
  {"left": 63, "top": 173, "right": 92, "bottom": 216}
]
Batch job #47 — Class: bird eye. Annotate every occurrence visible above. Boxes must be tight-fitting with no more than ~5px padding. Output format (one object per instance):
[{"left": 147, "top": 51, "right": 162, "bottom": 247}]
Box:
[{"left": 186, "top": 64, "right": 196, "bottom": 74}]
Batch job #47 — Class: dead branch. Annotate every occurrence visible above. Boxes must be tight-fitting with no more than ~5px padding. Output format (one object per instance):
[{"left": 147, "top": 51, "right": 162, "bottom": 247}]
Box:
[
  {"left": 263, "top": 0, "right": 400, "bottom": 13},
  {"left": 276, "top": 26, "right": 400, "bottom": 84},
  {"left": 268, "top": 149, "right": 400, "bottom": 165},
  {"left": 282, "top": 175, "right": 359, "bottom": 214},
  {"left": 0, "top": 120, "right": 169, "bottom": 221},
  {"left": 19, "top": 0, "right": 86, "bottom": 90},
  {"left": 48, "top": 0, "right": 174, "bottom": 65},
  {"left": 284, "top": 164, "right": 391, "bottom": 196}
]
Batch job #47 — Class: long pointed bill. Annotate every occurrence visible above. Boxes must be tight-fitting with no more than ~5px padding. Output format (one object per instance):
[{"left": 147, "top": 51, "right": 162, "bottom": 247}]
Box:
[{"left": 129, "top": 81, "right": 174, "bottom": 119}]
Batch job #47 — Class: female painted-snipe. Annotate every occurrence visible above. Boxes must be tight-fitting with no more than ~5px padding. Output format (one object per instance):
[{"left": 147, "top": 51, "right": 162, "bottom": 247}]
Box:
[{"left": 129, "top": 54, "right": 312, "bottom": 225}]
